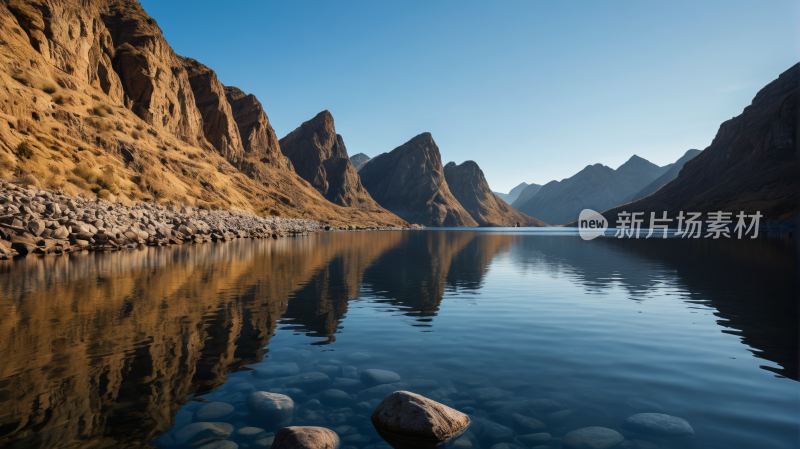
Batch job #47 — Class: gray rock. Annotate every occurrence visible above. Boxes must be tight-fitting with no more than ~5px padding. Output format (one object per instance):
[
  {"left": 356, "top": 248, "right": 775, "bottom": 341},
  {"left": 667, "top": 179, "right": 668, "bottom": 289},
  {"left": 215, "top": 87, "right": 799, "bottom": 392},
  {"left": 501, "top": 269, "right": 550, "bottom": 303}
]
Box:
[
  {"left": 622, "top": 413, "right": 694, "bottom": 437},
  {"left": 316, "top": 365, "right": 340, "bottom": 379},
  {"left": 511, "top": 413, "right": 546, "bottom": 433},
  {"left": 193, "top": 402, "right": 235, "bottom": 422},
  {"left": 360, "top": 369, "right": 401, "bottom": 388},
  {"left": 371, "top": 390, "right": 470, "bottom": 446},
  {"left": 515, "top": 433, "right": 551, "bottom": 446},
  {"left": 251, "top": 436, "right": 276, "bottom": 449},
  {"left": 246, "top": 392, "right": 294, "bottom": 427},
  {"left": 469, "top": 417, "right": 515, "bottom": 444},
  {"left": 235, "top": 427, "right": 267, "bottom": 443},
  {"left": 173, "top": 422, "right": 235, "bottom": 446},
  {"left": 320, "top": 389, "right": 354, "bottom": 407},
  {"left": 255, "top": 363, "right": 300, "bottom": 379},
  {"left": 271, "top": 426, "right": 340, "bottom": 449},
  {"left": 285, "top": 372, "right": 332, "bottom": 393},
  {"left": 562, "top": 427, "right": 625, "bottom": 449}
]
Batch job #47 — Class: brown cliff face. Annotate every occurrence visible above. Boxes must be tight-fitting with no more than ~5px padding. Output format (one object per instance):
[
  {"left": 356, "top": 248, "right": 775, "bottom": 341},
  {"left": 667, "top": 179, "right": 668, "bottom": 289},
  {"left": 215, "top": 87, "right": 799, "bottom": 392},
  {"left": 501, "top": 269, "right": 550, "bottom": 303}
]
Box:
[
  {"left": 279, "top": 111, "right": 392, "bottom": 212},
  {"left": 181, "top": 57, "right": 245, "bottom": 164},
  {"left": 443, "top": 160, "right": 548, "bottom": 227},
  {"left": 358, "top": 133, "right": 479, "bottom": 227},
  {"left": 224, "top": 86, "right": 293, "bottom": 172},
  {"left": 586, "top": 63, "right": 799, "bottom": 227},
  {"left": 0, "top": 0, "right": 407, "bottom": 228}
]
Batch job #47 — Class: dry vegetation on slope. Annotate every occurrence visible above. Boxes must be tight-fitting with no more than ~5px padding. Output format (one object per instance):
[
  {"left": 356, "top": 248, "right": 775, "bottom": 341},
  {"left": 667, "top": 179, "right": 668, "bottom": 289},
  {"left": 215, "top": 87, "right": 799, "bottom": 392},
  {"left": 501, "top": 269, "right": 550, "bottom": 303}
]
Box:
[{"left": 0, "top": 0, "right": 408, "bottom": 229}]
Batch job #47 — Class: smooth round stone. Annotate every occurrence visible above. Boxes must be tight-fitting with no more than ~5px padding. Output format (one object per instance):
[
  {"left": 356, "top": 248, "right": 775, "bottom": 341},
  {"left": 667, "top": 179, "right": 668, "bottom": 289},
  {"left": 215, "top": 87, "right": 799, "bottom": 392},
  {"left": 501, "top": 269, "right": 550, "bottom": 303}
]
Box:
[
  {"left": 408, "top": 379, "right": 439, "bottom": 391},
  {"left": 354, "top": 401, "right": 373, "bottom": 414},
  {"left": 173, "top": 422, "right": 234, "bottom": 446},
  {"left": 544, "top": 408, "right": 574, "bottom": 424},
  {"left": 254, "top": 362, "right": 300, "bottom": 379},
  {"left": 344, "top": 352, "right": 372, "bottom": 363},
  {"left": 469, "top": 417, "right": 515, "bottom": 444},
  {"left": 516, "top": 433, "right": 552, "bottom": 446},
  {"left": 272, "top": 426, "right": 340, "bottom": 449},
  {"left": 321, "top": 389, "right": 354, "bottom": 407},
  {"left": 235, "top": 427, "right": 266, "bottom": 443},
  {"left": 334, "top": 425, "right": 357, "bottom": 436},
  {"left": 193, "top": 402, "right": 234, "bottom": 422},
  {"left": 562, "top": 427, "right": 625, "bottom": 449},
  {"left": 360, "top": 369, "right": 401, "bottom": 387},
  {"left": 470, "top": 388, "right": 511, "bottom": 403},
  {"left": 331, "top": 377, "right": 365, "bottom": 393},
  {"left": 245, "top": 392, "right": 294, "bottom": 427},
  {"left": 302, "top": 399, "right": 322, "bottom": 410},
  {"left": 198, "top": 441, "right": 238, "bottom": 449},
  {"left": 340, "top": 365, "right": 358, "bottom": 379},
  {"left": 285, "top": 372, "right": 332, "bottom": 393},
  {"left": 511, "top": 413, "right": 546, "bottom": 433},
  {"left": 622, "top": 413, "right": 694, "bottom": 437}
]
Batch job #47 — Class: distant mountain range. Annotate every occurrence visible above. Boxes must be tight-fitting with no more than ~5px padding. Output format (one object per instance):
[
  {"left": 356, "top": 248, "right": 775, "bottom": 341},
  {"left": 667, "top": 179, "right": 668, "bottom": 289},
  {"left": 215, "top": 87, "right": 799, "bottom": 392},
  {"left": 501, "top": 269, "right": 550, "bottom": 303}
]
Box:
[
  {"left": 624, "top": 149, "right": 701, "bottom": 203},
  {"left": 512, "top": 155, "right": 670, "bottom": 225},
  {"left": 494, "top": 182, "right": 530, "bottom": 204}
]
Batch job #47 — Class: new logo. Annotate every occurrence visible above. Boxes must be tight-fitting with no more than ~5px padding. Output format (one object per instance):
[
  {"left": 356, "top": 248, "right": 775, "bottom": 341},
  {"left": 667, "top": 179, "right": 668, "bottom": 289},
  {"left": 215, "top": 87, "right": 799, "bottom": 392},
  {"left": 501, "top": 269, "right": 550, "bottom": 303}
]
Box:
[{"left": 578, "top": 209, "right": 607, "bottom": 240}]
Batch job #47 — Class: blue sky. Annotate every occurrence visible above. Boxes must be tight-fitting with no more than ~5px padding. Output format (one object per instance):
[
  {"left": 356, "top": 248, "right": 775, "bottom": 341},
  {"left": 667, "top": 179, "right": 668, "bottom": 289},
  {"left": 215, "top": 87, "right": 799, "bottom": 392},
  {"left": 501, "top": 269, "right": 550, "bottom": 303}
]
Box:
[{"left": 140, "top": 0, "right": 798, "bottom": 193}]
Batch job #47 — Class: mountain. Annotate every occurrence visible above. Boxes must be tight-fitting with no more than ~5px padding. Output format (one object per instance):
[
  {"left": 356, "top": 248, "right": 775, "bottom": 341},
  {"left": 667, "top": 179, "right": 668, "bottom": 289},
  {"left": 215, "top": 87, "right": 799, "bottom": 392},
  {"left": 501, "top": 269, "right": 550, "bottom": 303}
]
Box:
[
  {"left": 444, "top": 161, "right": 547, "bottom": 227},
  {"left": 350, "top": 153, "right": 371, "bottom": 171},
  {"left": 358, "top": 133, "right": 478, "bottom": 227},
  {"left": 625, "top": 149, "right": 701, "bottom": 203},
  {"left": 515, "top": 155, "right": 669, "bottom": 225},
  {"left": 586, "top": 63, "right": 798, "bottom": 227},
  {"left": 0, "top": 0, "right": 406, "bottom": 228},
  {"left": 279, "top": 111, "right": 393, "bottom": 214},
  {"left": 494, "top": 182, "right": 529, "bottom": 204},
  {"left": 510, "top": 183, "right": 543, "bottom": 210}
]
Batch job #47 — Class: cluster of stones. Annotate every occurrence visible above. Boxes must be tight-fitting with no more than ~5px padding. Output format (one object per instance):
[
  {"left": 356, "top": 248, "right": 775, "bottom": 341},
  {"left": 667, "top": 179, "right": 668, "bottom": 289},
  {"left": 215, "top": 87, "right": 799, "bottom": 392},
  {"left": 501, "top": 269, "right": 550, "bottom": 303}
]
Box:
[
  {"left": 151, "top": 350, "right": 694, "bottom": 449},
  {"left": 0, "top": 181, "right": 344, "bottom": 259}
]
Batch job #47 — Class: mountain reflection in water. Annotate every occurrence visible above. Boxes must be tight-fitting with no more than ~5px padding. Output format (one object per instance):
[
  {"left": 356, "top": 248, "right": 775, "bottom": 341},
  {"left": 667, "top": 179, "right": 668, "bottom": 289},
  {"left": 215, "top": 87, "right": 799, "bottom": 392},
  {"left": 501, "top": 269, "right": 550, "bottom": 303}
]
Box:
[{"left": 0, "top": 230, "right": 795, "bottom": 448}]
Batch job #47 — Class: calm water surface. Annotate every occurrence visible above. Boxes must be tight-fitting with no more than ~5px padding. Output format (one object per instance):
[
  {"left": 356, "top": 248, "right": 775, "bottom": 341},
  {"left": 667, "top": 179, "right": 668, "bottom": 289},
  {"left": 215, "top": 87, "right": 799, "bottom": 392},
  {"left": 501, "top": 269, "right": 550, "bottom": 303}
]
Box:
[{"left": 0, "top": 230, "right": 796, "bottom": 449}]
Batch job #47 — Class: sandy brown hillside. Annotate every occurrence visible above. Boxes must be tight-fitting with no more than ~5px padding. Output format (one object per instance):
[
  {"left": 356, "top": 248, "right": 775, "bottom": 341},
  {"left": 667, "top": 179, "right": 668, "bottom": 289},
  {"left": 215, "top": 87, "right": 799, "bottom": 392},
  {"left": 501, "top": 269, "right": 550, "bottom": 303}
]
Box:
[{"left": 0, "top": 0, "right": 407, "bottom": 228}]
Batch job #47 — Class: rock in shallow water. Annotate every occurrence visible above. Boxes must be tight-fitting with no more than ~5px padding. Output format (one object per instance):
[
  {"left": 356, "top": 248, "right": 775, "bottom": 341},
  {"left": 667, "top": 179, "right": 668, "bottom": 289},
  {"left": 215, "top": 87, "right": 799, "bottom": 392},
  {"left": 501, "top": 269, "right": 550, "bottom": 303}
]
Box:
[
  {"left": 246, "top": 392, "right": 294, "bottom": 427},
  {"left": 622, "top": 413, "right": 694, "bottom": 437},
  {"left": 286, "top": 372, "right": 332, "bottom": 393},
  {"left": 510, "top": 413, "right": 546, "bottom": 433},
  {"left": 272, "top": 426, "right": 341, "bottom": 449},
  {"left": 562, "top": 427, "right": 624, "bottom": 449},
  {"left": 173, "top": 422, "right": 234, "bottom": 446},
  {"left": 331, "top": 378, "right": 364, "bottom": 393},
  {"left": 356, "top": 383, "right": 410, "bottom": 402},
  {"left": 198, "top": 441, "right": 239, "bottom": 449},
  {"left": 193, "top": 402, "right": 234, "bottom": 422},
  {"left": 321, "top": 389, "right": 354, "bottom": 407},
  {"left": 255, "top": 362, "right": 300, "bottom": 379},
  {"left": 360, "top": 369, "right": 401, "bottom": 387},
  {"left": 371, "top": 390, "right": 470, "bottom": 448}
]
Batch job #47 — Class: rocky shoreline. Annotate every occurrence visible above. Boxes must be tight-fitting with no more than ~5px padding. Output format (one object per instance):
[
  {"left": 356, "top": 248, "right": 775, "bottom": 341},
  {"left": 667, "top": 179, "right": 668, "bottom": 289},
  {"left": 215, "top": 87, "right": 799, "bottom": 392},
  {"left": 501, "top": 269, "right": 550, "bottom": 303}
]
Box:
[{"left": 0, "top": 181, "right": 393, "bottom": 260}]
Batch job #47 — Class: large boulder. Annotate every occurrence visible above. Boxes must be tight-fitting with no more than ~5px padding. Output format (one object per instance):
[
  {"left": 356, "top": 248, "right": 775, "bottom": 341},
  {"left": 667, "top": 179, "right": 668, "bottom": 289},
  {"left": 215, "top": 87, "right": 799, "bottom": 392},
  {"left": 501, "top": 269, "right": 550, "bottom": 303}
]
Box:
[
  {"left": 371, "top": 390, "right": 470, "bottom": 448},
  {"left": 246, "top": 392, "right": 294, "bottom": 427},
  {"left": 271, "top": 426, "right": 340, "bottom": 449}
]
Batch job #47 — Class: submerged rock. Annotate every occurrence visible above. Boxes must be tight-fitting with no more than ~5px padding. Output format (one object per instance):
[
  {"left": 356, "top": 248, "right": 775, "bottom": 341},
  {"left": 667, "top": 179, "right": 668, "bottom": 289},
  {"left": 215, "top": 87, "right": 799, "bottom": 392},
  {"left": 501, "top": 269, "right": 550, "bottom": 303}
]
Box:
[
  {"left": 510, "top": 413, "right": 546, "bottom": 433},
  {"left": 515, "top": 432, "right": 552, "bottom": 446},
  {"left": 193, "top": 402, "right": 234, "bottom": 422},
  {"left": 255, "top": 362, "right": 300, "bottom": 379},
  {"left": 360, "top": 369, "right": 401, "bottom": 387},
  {"left": 320, "top": 389, "right": 354, "bottom": 407},
  {"left": 271, "top": 426, "right": 341, "bottom": 449},
  {"left": 468, "top": 417, "right": 515, "bottom": 444},
  {"left": 371, "top": 390, "right": 470, "bottom": 448},
  {"left": 562, "top": 427, "right": 624, "bottom": 449},
  {"left": 173, "top": 422, "right": 234, "bottom": 446},
  {"left": 356, "top": 383, "right": 411, "bottom": 402},
  {"left": 246, "top": 392, "right": 294, "bottom": 427},
  {"left": 198, "top": 441, "right": 239, "bottom": 449},
  {"left": 622, "top": 413, "right": 694, "bottom": 437},
  {"left": 286, "top": 372, "right": 332, "bottom": 393}
]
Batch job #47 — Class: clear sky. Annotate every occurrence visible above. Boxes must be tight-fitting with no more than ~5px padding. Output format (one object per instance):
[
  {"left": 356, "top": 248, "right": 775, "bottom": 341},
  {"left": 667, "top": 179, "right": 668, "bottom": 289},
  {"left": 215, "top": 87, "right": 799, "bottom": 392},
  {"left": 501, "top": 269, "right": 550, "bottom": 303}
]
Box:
[{"left": 140, "top": 0, "right": 798, "bottom": 193}]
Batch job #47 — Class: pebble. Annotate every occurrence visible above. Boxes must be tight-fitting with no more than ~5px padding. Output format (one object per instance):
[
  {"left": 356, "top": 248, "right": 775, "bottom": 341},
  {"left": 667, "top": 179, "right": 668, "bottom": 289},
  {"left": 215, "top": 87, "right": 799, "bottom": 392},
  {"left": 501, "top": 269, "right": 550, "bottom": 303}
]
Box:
[
  {"left": 360, "top": 369, "right": 401, "bottom": 388},
  {"left": 622, "top": 413, "right": 694, "bottom": 437},
  {"left": 271, "top": 426, "right": 340, "bottom": 449},
  {"left": 193, "top": 402, "right": 234, "bottom": 422},
  {"left": 245, "top": 392, "right": 294, "bottom": 427},
  {"left": 320, "top": 389, "right": 354, "bottom": 407},
  {"left": 511, "top": 413, "right": 546, "bottom": 433},
  {"left": 562, "top": 427, "right": 625, "bottom": 449}
]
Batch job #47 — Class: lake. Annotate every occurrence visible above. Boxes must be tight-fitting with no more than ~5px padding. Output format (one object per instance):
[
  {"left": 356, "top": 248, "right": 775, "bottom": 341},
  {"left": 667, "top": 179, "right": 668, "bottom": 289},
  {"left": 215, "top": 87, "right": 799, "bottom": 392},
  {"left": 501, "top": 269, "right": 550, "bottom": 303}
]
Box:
[{"left": 0, "top": 230, "right": 796, "bottom": 449}]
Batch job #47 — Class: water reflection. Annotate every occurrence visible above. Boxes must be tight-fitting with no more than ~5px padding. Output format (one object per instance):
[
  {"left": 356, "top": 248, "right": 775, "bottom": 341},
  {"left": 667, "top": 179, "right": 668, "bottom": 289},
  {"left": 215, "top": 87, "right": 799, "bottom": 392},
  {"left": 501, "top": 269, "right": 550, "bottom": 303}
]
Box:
[{"left": 0, "top": 231, "right": 794, "bottom": 448}]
